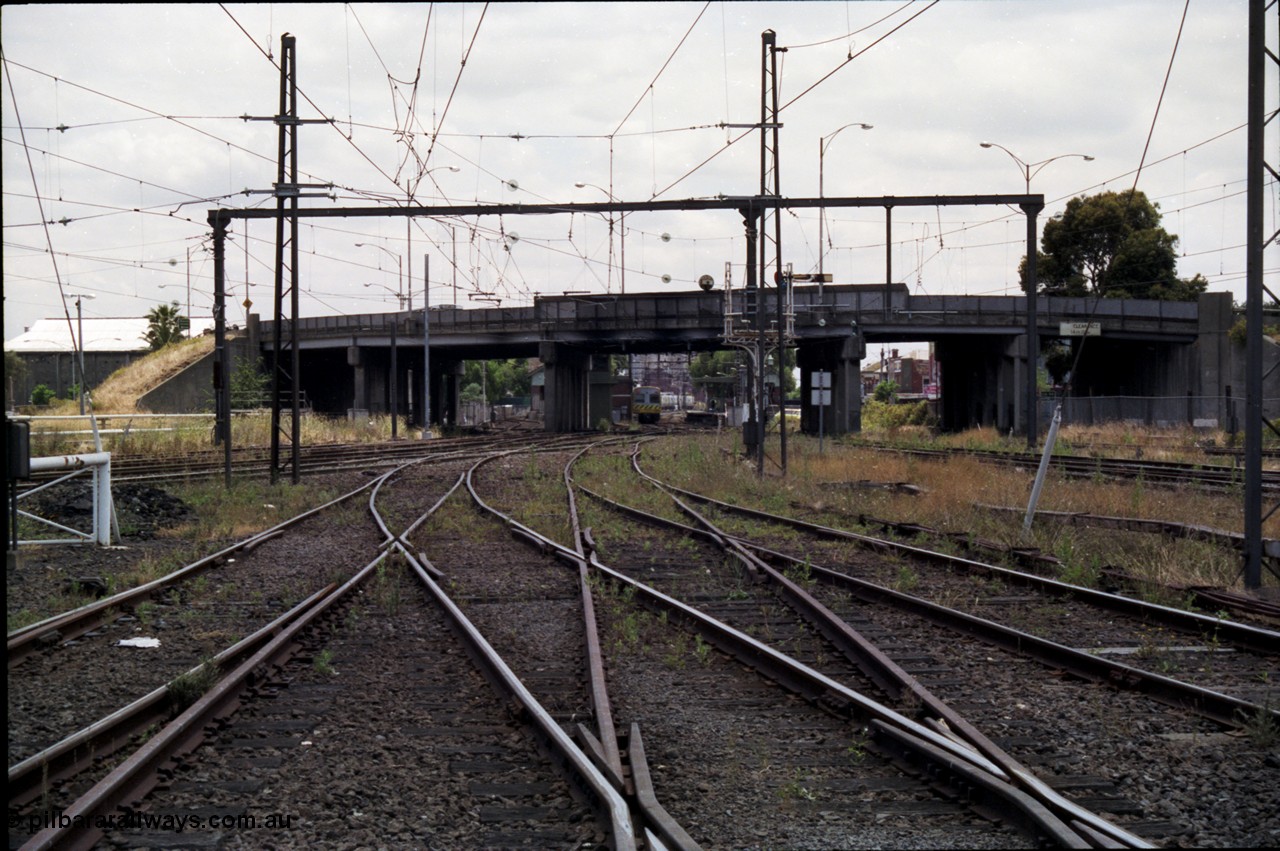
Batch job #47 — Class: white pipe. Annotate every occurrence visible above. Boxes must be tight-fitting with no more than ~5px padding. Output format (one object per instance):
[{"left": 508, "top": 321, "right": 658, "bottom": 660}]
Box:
[
  {"left": 1023, "top": 405, "right": 1062, "bottom": 534},
  {"left": 26, "top": 452, "right": 114, "bottom": 545}
]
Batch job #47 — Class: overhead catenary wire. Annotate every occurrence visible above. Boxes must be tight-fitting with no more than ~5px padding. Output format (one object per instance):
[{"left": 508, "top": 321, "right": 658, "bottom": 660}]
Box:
[
  {"left": 218, "top": 4, "right": 405, "bottom": 196},
  {"left": 611, "top": 1, "right": 710, "bottom": 138},
  {"left": 3, "top": 48, "right": 76, "bottom": 358},
  {"left": 4, "top": 5, "right": 1263, "bottom": 333},
  {"left": 1060, "top": 0, "right": 1194, "bottom": 400},
  {"left": 651, "top": 0, "right": 939, "bottom": 200}
]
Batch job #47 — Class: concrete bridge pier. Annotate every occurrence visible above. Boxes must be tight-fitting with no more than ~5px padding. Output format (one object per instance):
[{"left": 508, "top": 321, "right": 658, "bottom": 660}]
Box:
[
  {"left": 540, "top": 341, "right": 591, "bottom": 432},
  {"left": 435, "top": 359, "right": 464, "bottom": 429},
  {"left": 347, "top": 344, "right": 368, "bottom": 419},
  {"left": 797, "top": 335, "right": 864, "bottom": 436},
  {"left": 586, "top": 355, "right": 617, "bottom": 429},
  {"left": 936, "top": 336, "right": 1024, "bottom": 435}
]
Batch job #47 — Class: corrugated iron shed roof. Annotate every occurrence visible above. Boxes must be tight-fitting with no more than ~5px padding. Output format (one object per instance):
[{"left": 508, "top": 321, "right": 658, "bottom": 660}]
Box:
[{"left": 5, "top": 317, "right": 216, "bottom": 353}]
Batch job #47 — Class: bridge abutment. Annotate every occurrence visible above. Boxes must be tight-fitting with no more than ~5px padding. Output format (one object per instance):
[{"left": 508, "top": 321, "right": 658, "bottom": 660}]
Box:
[
  {"left": 936, "top": 336, "right": 1025, "bottom": 435},
  {"left": 797, "top": 336, "right": 864, "bottom": 436},
  {"left": 540, "top": 342, "right": 591, "bottom": 432}
]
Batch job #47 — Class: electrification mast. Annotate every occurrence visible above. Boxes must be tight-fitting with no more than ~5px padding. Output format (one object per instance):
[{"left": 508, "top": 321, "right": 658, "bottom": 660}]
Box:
[
  {"left": 243, "top": 35, "right": 331, "bottom": 484},
  {"left": 1243, "top": 0, "right": 1277, "bottom": 590}
]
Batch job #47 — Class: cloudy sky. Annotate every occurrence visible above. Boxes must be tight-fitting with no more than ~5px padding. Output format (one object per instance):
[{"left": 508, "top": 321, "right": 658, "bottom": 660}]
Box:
[{"left": 2, "top": 1, "right": 1273, "bottom": 345}]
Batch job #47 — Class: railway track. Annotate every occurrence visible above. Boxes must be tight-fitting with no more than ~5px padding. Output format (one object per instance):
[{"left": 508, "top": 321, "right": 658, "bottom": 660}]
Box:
[
  {"left": 845, "top": 440, "right": 1280, "bottom": 494},
  {"left": 566, "top": 439, "right": 1279, "bottom": 846},
  {"left": 9, "top": 442, "right": 640, "bottom": 849},
  {"left": 8, "top": 429, "right": 1278, "bottom": 848}
]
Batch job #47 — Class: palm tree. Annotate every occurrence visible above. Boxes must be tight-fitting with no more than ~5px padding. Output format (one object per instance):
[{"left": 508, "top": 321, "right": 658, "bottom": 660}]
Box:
[{"left": 145, "top": 301, "right": 186, "bottom": 351}]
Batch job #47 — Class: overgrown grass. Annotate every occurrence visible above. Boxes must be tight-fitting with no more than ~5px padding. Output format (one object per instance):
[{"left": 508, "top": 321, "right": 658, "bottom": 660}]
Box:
[
  {"left": 637, "top": 428, "right": 1276, "bottom": 594},
  {"left": 95, "top": 336, "right": 215, "bottom": 411},
  {"left": 167, "top": 479, "right": 351, "bottom": 543},
  {"left": 167, "top": 660, "right": 220, "bottom": 711},
  {"left": 27, "top": 409, "right": 418, "bottom": 458}
]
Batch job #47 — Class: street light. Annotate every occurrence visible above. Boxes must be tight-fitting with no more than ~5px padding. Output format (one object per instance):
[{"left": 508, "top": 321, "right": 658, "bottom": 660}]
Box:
[
  {"left": 574, "top": 182, "right": 626, "bottom": 294},
  {"left": 978, "top": 141, "right": 1094, "bottom": 193},
  {"left": 63, "top": 293, "right": 95, "bottom": 415},
  {"left": 355, "top": 243, "right": 406, "bottom": 310},
  {"left": 405, "top": 166, "right": 460, "bottom": 310},
  {"left": 363, "top": 282, "right": 407, "bottom": 309},
  {"left": 818, "top": 122, "right": 874, "bottom": 284},
  {"left": 980, "top": 141, "right": 1091, "bottom": 450}
]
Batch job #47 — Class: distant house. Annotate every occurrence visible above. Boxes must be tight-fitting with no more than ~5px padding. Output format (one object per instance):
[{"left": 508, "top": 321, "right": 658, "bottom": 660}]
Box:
[
  {"left": 5, "top": 316, "right": 213, "bottom": 409},
  {"left": 861, "top": 349, "right": 935, "bottom": 400}
]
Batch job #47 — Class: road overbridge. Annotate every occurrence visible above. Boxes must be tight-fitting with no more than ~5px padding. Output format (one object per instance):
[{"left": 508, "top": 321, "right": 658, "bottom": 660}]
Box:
[{"left": 248, "top": 285, "right": 1229, "bottom": 437}]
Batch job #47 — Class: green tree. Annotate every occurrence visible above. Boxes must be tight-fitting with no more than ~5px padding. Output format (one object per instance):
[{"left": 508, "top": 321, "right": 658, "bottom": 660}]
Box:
[
  {"left": 462, "top": 358, "right": 531, "bottom": 402},
  {"left": 145, "top": 301, "right": 186, "bottom": 351},
  {"left": 29, "top": 383, "right": 55, "bottom": 406},
  {"left": 873, "top": 380, "right": 898, "bottom": 403},
  {"left": 229, "top": 357, "right": 270, "bottom": 408},
  {"left": 689, "top": 348, "right": 797, "bottom": 406},
  {"left": 1020, "top": 189, "right": 1206, "bottom": 301},
  {"left": 460, "top": 382, "right": 485, "bottom": 403}
]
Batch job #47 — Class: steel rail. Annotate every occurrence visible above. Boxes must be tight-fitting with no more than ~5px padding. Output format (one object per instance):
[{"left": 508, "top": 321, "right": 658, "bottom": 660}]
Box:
[
  {"left": 480, "top": 452, "right": 1101, "bottom": 848},
  {"left": 846, "top": 442, "right": 1280, "bottom": 492},
  {"left": 575, "top": 537, "right": 1095, "bottom": 848},
  {"left": 654, "top": 479, "right": 1280, "bottom": 656},
  {"left": 19, "top": 551, "right": 386, "bottom": 851},
  {"left": 577, "top": 478, "right": 1275, "bottom": 728},
  {"left": 563, "top": 443, "right": 625, "bottom": 788},
  {"left": 7, "top": 582, "right": 337, "bottom": 810},
  {"left": 21, "top": 447, "right": 640, "bottom": 844},
  {"left": 623, "top": 447, "right": 1153, "bottom": 849},
  {"left": 7, "top": 476, "right": 382, "bottom": 666},
  {"left": 375, "top": 458, "right": 637, "bottom": 851},
  {"left": 394, "top": 547, "right": 636, "bottom": 851},
  {"left": 750, "top": 541, "right": 1276, "bottom": 728},
  {"left": 463, "top": 447, "right": 694, "bottom": 849},
  {"left": 18, "top": 430, "right": 574, "bottom": 488},
  {"left": 564, "top": 439, "right": 704, "bottom": 851},
  {"left": 976, "top": 503, "right": 1280, "bottom": 565}
]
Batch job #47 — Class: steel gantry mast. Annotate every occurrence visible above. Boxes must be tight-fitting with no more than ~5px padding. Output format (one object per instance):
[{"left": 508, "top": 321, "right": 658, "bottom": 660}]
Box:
[
  {"left": 242, "top": 35, "right": 332, "bottom": 484},
  {"left": 759, "top": 29, "right": 791, "bottom": 476},
  {"left": 269, "top": 35, "right": 303, "bottom": 485},
  {"left": 1243, "top": 0, "right": 1278, "bottom": 590},
  {"left": 208, "top": 192, "right": 1043, "bottom": 486}
]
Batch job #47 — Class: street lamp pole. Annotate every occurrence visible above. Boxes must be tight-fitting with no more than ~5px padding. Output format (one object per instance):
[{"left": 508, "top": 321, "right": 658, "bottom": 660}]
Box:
[
  {"left": 362, "top": 283, "right": 407, "bottom": 309},
  {"left": 979, "top": 141, "right": 1090, "bottom": 448},
  {"left": 356, "top": 243, "right": 406, "bottom": 310},
  {"left": 818, "top": 123, "right": 873, "bottom": 295},
  {"left": 979, "top": 141, "right": 1094, "bottom": 194},
  {"left": 404, "top": 165, "right": 461, "bottom": 316},
  {"left": 422, "top": 253, "right": 431, "bottom": 440},
  {"left": 65, "top": 293, "right": 95, "bottom": 415}
]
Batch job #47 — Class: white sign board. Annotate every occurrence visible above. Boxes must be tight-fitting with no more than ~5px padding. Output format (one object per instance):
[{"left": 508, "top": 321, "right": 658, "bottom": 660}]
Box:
[
  {"left": 1059, "top": 322, "right": 1101, "bottom": 337},
  {"left": 814, "top": 371, "right": 831, "bottom": 388},
  {"left": 810, "top": 390, "right": 832, "bottom": 406}
]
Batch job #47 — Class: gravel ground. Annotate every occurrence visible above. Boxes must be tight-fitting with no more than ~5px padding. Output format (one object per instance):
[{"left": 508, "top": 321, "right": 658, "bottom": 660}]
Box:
[{"left": 10, "top": 468, "right": 1280, "bottom": 844}]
